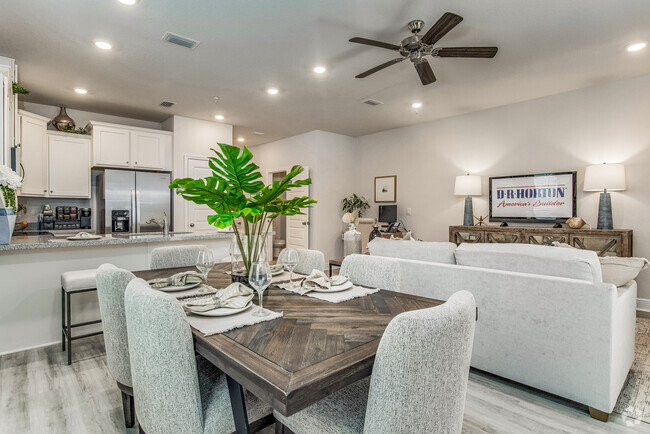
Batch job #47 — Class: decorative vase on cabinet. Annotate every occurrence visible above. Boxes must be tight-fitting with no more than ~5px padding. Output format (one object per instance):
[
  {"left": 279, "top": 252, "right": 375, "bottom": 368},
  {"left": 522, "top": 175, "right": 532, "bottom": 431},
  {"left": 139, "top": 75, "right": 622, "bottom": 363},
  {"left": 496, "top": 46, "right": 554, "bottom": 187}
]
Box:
[{"left": 51, "top": 107, "right": 75, "bottom": 132}]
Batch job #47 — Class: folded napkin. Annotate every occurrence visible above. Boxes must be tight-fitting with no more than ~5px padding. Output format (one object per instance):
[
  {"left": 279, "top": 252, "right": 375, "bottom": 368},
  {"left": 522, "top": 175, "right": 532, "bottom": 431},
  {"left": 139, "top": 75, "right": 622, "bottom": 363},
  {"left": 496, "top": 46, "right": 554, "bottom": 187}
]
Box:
[
  {"left": 297, "top": 269, "right": 349, "bottom": 294},
  {"left": 147, "top": 271, "right": 205, "bottom": 289},
  {"left": 183, "top": 282, "right": 254, "bottom": 313},
  {"left": 270, "top": 264, "right": 284, "bottom": 274}
]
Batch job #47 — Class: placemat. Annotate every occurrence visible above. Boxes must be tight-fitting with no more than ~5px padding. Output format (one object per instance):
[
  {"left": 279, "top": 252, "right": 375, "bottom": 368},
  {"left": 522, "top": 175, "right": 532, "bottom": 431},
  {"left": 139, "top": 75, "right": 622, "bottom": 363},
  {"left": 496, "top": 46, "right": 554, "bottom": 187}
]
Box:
[{"left": 275, "top": 282, "right": 379, "bottom": 303}]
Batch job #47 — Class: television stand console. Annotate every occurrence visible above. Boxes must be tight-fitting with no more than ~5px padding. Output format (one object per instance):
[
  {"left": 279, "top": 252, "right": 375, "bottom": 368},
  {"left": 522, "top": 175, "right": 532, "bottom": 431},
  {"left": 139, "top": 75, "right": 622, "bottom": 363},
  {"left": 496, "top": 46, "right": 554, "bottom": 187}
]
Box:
[{"left": 449, "top": 225, "right": 633, "bottom": 257}]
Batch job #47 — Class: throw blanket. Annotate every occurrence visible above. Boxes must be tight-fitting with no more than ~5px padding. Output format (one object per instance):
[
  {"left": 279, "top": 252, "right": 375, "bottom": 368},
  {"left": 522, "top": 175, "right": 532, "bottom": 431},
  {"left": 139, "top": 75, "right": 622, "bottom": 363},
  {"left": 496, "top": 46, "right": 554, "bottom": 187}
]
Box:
[
  {"left": 183, "top": 282, "right": 254, "bottom": 312},
  {"left": 147, "top": 271, "right": 205, "bottom": 289}
]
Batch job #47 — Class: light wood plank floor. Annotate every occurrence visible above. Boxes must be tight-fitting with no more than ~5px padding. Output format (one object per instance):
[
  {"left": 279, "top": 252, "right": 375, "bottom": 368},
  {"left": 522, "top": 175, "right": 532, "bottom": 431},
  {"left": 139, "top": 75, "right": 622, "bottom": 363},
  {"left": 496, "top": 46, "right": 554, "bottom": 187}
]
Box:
[{"left": 1, "top": 332, "right": 649, "bottom": 433}]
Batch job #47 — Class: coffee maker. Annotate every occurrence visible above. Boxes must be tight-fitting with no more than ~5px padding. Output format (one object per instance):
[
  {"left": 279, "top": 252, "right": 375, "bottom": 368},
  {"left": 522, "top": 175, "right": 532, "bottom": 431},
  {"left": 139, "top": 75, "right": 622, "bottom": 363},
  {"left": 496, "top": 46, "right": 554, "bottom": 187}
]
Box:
[{"left": 80, "top": 208, "right": 91, "bottom": 229}]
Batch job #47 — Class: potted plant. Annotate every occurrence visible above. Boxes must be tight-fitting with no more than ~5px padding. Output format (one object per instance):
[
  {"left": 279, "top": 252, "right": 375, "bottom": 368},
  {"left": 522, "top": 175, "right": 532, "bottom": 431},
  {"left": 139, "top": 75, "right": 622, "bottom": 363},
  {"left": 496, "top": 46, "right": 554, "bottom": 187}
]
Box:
[
  {"left": 171, "top": 144, "right": 316, "bottom": 275},
  {"left": 342, "top": 194, "right": 369, "bottom": 218},
  {"left": 0, "top": 165, "right": 22, "bottom": 244}
]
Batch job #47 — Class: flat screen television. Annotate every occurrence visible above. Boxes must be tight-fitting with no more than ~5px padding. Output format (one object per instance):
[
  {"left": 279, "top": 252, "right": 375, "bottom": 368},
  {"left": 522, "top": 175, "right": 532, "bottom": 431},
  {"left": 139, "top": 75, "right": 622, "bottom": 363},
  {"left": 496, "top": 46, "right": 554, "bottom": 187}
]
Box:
[
  {"left": 378, "top": 205, "right": 397, "bottom": 223},
  {"left": 489, "top": 171, "right": 577, "bottom": 224}
]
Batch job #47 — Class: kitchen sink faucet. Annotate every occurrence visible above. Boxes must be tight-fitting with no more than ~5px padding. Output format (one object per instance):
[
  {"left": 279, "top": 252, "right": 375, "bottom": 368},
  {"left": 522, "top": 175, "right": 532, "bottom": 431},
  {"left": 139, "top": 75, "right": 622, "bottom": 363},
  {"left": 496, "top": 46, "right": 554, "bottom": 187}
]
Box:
[{"left": 146, "top": 212, "right": 169, "bottom": 236}]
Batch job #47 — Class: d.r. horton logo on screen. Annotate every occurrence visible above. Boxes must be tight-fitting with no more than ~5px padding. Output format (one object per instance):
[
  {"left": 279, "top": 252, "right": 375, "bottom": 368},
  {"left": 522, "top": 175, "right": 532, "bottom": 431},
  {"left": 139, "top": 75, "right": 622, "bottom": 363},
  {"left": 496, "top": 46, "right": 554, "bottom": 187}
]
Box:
[{"left": 496, "top": 185, "right": 567, "bottom": 208}]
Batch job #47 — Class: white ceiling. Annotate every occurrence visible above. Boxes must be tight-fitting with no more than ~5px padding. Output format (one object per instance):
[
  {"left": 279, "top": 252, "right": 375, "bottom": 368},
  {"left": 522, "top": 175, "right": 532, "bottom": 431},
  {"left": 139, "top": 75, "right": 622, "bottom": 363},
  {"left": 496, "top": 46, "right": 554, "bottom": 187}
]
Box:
[{"left": 1, "top": 0, "right": 650, "bottom": 146}]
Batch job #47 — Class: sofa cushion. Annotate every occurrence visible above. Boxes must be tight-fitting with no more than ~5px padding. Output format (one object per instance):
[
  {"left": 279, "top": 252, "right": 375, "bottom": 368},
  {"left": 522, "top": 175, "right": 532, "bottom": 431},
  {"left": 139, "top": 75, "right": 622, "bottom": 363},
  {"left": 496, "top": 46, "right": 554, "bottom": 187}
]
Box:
[
  {"left": 368, "top": 238, "right": 456, "bottom": 264},
  {"left": 454, "top": 243, "right": 602, "bottom": 283},
  {"left": 600, "top": 257, "right": 649, "bottom": 287}
]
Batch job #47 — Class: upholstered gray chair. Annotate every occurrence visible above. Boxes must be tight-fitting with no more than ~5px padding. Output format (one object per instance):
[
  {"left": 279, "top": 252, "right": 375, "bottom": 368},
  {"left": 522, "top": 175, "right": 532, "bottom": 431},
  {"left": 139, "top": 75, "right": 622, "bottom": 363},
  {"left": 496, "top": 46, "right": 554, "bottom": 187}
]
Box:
[
  {"left": 274, "top": 290, "right": 477, "bottom": 434},
  {"left": 340, "top": 254, "right": 401, "bottom": 291},
  {"left": 277, "top": 248, "right": 325, "bottom": 274},
  {"left": 124, "top": 278, "right": 272, "bottom": 433},
  {"left": 95, "top": 263, "right": 137, "bottom": 428},
  {"left": 150, "top": 245, "right": 210, "bottom": 270}
]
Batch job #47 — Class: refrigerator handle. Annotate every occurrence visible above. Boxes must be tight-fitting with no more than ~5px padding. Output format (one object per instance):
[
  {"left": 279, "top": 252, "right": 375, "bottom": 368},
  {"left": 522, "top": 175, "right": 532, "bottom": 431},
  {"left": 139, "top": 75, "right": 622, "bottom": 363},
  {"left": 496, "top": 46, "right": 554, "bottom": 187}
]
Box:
[
  {"left": 131, "top": 189, "right": 137, "bottom": 234},
  {"left": 135, "top": 189, "right": 141, "bottom": 233}
]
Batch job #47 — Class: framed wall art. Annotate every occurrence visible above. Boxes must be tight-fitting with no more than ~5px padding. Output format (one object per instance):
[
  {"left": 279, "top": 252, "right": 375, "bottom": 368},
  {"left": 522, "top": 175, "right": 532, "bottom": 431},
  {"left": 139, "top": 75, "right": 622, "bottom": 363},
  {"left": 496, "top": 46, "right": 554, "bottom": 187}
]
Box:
[{"left": 374, "top": 175, "right": 397, "bottom": 203}]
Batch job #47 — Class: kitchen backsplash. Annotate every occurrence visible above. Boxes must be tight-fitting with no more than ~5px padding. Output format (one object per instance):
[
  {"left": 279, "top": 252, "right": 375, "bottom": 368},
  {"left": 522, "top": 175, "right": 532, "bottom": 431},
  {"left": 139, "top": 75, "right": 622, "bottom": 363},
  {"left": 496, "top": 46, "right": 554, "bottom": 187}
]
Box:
[{"left": 17, "top": 196, "right": 91, "bottom": 226}]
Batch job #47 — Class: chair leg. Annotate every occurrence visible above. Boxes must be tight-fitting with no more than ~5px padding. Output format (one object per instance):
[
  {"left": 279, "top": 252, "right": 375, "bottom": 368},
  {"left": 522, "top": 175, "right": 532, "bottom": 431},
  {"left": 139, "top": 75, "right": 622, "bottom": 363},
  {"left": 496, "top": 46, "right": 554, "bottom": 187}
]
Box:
[
  {"left": 588, "top": 407, "right": 610, "bottom": 422},
  {"left": 275, "top": 420, "right": 284, "bottom": 434},
  {"left": 121, "top": 390, "right": 135, "bottom": 428},
  {"left": 61, "top": 287, "right": 66, "bottom": 352},
  {"left": 138, "top": 424, "right": 146, "bottom": 434},
  {"left": 66, "top": 291, "right": 72, "bottom": 365}
]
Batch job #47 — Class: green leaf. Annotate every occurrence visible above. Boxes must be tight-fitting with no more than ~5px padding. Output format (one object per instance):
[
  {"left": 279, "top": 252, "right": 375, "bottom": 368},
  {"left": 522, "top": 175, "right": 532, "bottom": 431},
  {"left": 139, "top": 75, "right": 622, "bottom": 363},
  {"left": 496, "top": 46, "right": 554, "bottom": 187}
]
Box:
[{"left": 208, "top": 144, "right": 264, "bottom": 194}]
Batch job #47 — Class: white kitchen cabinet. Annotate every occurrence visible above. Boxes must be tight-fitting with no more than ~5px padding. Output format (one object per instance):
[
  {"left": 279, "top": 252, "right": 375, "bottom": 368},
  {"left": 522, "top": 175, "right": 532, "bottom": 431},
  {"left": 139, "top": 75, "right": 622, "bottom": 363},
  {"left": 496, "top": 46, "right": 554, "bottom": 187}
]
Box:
[
  {"left": 18, "top": 111, "right": 49, "bottom": 196},
  {"left": 48, "top": 133, "right": 91, "bottom": 198},
  {"left": 88, "top": 121, "right": 172, "bottom": 171},
  {"left": 18, "top": 110, "right": 91, "bottom": 199}
]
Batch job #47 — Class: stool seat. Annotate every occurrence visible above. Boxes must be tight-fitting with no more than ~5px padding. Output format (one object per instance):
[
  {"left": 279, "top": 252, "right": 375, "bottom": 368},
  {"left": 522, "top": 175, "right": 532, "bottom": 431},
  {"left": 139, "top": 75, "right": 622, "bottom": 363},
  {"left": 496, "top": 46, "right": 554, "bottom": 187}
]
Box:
[{"left": 61, "top": 269, "right": 97, "bottom": 292}]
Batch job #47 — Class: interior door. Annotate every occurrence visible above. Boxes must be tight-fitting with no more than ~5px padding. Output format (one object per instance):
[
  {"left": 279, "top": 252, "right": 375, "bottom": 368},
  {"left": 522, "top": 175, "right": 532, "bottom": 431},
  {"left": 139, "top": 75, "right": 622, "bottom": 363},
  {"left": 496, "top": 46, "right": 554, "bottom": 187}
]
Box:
[
  {"left": 286, "top": 166, "right": 310, "bottom": 249},
  {"left": 185, "top": 156, "right": 216, "bottom": 232},
  {"left": 131, "top": 131, "right": 164, "bottom": 170},
  {"left": 48, "top": 135, "right": 90, "bottom": 197},
  {"left": 18, "top": 114, "right": 48, "bottom": 196}
]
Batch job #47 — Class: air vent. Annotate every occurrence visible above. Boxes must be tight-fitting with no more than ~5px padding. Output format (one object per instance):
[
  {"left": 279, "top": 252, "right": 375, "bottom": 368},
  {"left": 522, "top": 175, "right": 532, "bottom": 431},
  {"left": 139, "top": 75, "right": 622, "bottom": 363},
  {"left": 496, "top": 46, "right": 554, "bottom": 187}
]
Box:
[
  {"left": 162, "top": 32, "right": 201, "bottom": 49},
  {"left": 363, "top": 99, "right": 384, "bottom": 106},
  {"left": 252, "top": 131, "right": 265, "bottom": 136},
  {"left": 159, "top": 101, "right": 175, "bottom": 108}
]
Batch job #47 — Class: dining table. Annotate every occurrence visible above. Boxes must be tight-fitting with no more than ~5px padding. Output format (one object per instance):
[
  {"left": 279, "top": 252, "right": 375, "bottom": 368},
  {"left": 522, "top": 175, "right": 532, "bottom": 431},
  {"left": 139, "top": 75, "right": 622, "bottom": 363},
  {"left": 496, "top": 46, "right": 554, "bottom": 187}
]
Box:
[{"left": 134, "top": 262, "right": 443, "bottom": 434}]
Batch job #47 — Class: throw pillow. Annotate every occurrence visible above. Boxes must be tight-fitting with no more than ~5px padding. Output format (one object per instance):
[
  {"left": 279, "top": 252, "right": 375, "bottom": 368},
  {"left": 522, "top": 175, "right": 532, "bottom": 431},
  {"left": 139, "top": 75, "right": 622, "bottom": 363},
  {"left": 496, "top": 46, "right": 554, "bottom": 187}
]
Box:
[{"left": 599, "top": 256, "right": 649, "bottom": 287}]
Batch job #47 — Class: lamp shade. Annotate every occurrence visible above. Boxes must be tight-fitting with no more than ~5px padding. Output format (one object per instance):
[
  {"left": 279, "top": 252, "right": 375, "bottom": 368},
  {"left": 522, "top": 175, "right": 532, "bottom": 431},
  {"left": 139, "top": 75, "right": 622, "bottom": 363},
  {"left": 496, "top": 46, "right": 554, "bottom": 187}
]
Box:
[
  {"left": 454, "top": 175, "right": 482, "bottom": 196},
  {"left": 583, "top": 163, "right": 626, "bottom": 192}
]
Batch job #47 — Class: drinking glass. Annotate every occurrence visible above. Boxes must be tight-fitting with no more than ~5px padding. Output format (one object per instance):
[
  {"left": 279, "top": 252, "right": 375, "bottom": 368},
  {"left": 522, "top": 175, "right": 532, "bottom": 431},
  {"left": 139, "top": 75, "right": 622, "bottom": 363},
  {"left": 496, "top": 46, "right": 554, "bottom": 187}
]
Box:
[
  {"left": 249, "top": 261, "right": 272, "bottom": 317},
  {"left": 283, "top": 248, "right": 299, "bottom": 289},
  {"left": 196, "top": 250, "right": 215, "bottom": 279}
]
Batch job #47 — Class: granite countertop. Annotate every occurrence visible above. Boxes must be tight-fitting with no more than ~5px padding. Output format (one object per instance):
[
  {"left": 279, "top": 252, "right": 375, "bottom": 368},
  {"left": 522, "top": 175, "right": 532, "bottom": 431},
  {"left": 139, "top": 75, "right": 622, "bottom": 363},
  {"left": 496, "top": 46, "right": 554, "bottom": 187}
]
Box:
[{"left": 1, "top": 231, "right": 236, "bottom": 252}]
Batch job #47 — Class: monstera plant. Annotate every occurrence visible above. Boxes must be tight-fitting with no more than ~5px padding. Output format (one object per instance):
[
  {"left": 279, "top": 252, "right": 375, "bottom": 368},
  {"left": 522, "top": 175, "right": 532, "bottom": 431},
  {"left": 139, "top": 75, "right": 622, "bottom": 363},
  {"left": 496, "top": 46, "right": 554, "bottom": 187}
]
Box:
[{"left": 170, "top": 144, "right": 316, "bottom": 272}]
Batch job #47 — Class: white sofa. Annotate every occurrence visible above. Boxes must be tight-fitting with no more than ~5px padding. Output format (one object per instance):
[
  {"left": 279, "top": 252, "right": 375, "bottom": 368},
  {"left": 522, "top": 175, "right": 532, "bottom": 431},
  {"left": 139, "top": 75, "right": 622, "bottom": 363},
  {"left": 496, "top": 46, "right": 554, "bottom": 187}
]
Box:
[{"left": 364, "top": 238, "right": 637, "bottom": 420}]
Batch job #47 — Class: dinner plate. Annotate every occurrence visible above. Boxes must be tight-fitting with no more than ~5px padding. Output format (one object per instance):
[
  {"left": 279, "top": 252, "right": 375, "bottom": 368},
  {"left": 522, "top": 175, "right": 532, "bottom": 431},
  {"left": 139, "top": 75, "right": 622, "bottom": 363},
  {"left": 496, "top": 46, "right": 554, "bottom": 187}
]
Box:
[
  {"left": 311, "top": 280, "right": 353, "bottom": 293},
  {"left": 155, "top": 281, "right": 202, "bottom": 292},
  {"left": 188, "top": 301, "right": 253, "bottom": 317},
  {"left": 272, "top": 269, "right": 285, "bottom": 276}
]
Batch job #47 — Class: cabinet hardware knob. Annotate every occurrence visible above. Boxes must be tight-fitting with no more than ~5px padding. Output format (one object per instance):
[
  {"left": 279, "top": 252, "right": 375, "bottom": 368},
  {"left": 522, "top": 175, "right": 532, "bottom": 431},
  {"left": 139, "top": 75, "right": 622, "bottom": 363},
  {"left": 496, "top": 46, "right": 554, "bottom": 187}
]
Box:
[
  {"left": 126, "top": 161, "right": 129, "bottom": 164},
  {"left": 50, "top": 190, "right": 53, "bottom": 193},
  {"left": 189, "top": 223, "right": 195, "bottom": 227},
  {"left": 43, "top": 189, "right": 47, "bottom": 193}
]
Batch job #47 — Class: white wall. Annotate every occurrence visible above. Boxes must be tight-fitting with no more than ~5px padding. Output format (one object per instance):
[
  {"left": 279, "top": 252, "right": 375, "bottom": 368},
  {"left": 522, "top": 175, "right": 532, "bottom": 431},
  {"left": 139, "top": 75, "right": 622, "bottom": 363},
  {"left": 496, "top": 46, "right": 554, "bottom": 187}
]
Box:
[
  {"left": 164, "top": 115, "right": 233, "bottom": 231},
  {"left": 357, "top": 73, "right": 650, "bottom": 300},
  {"left": 254, "top": 130, "right": 360, "bottom": 261},
  {"left": 21, "top": 102, "right": 162, "bottom": 130}
]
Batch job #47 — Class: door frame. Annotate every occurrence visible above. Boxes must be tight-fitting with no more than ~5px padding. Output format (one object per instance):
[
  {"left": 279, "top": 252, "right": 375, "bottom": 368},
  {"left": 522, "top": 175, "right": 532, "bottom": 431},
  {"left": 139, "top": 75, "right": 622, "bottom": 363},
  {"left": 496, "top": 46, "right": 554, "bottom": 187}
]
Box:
[
  {"left": 266, "top": 166, "right": 311, "bottom": 250},
  {"left": 184, "top": 154, "right": 211, "bottom": 232}
]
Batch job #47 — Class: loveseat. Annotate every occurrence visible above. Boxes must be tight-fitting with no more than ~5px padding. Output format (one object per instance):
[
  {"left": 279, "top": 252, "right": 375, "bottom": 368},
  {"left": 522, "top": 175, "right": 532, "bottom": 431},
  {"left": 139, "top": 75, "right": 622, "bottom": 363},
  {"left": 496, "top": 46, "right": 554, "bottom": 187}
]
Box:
[{"left": 361, "top": 238, "right": 638, "bottom": 421}]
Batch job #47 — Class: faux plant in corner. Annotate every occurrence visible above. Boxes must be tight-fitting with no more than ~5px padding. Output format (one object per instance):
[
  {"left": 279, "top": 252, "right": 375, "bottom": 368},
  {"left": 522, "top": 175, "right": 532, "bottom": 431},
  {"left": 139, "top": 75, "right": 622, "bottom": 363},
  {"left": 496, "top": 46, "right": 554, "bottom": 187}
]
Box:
[{"left": 170, "top": 144, "right": 316, "bottom": 275}]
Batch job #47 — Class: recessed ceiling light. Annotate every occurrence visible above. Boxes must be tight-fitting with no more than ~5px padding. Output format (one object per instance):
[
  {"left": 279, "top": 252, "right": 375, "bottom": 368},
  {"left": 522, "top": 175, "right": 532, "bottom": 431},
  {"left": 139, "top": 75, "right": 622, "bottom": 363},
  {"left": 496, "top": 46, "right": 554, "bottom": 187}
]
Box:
[
  {"left": 267, "top": 88, "right": 279, "bottom": 95},
  {"left": 252, "top": 131, "right": 265, "bottom": 136},
  {"left": 74, "top": 88, "right": 88, "bottom": 94},
  {"left": 95, "top": 41, "right": 112, "bottom": 50},
  {"left": 627, "top": 42, "right": 647, "bottom": 52},
  {"left": 215, "top": 115, "right": 224, "bottom": 120},
  {"left": 118, "top": 0, "right": 138, "bottom": 5},
  {"left": 411, "top": 102, "right": 422, "bottom": 109},
  {"left": 237, "top": 137, "right": 245, "bottom": 142},
  {"left": 313, "top": 66, "right": 327, "bottom": 74}
]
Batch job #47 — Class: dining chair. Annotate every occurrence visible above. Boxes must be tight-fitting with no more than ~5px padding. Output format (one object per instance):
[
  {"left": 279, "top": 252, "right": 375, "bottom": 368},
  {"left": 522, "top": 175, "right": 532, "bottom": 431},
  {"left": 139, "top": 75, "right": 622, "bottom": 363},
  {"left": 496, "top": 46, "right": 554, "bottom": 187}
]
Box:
[
  {"left": 124, "top": 278, "right": 272, "bottom": 434},
  {"left": 277, "top": 248, "right": 325, "bottom": 274},
  {"left": 340, "top": 254, "right": 401, "bottom": 291},
  {"left": 274, "top": 290, "right": 477, "bottom": 434},
  {"left": 95, "top": 263, "right": 137, "bottom": 428},
  {"left": 150, "top": 245, "right": 210, "bottom": 269}
]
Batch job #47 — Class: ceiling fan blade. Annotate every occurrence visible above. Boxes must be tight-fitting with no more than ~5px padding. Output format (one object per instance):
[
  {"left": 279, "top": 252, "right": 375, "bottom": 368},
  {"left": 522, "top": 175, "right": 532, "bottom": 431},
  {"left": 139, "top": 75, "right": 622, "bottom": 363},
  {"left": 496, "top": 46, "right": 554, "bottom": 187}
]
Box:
[
  {"left": 349, "top": 37, "right": 401, "bottom": 51},
  {"left": 421, "top": 12, "right": 463, "bottom": 46},
  {"left": 356, "top": 57, "right": 405, "bottom": 78},
  {"left": 435, "top": 47, "right": 498, "bottom": 58},
  {"left": 414, "top": 60, "right": 436, "bottom": 85}
]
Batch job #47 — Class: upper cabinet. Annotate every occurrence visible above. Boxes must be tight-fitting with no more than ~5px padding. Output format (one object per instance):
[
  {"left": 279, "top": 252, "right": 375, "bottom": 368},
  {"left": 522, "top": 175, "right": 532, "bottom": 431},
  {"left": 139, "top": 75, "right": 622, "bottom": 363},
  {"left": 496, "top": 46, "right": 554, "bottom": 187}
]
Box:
[
  {"left": 18, "top": 110, "right": 91, "bottom": 198},
  {"left": 87, "top": 121, "right": 172, "bottom": 171}
]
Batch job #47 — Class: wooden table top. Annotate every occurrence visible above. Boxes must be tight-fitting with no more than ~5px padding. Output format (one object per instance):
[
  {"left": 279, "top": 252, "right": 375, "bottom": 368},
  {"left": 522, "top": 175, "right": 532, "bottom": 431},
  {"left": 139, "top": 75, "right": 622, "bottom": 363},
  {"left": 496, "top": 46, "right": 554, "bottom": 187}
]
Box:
[{"left": 134, "top": 263, "right": 442, "bottom": 416}]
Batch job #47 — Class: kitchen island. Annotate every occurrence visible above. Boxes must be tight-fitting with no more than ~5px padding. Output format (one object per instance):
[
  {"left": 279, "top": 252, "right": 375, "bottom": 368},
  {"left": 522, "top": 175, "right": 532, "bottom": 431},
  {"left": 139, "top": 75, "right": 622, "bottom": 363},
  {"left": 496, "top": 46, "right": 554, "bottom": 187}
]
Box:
[{"left": 0, "top": 231, "right": 250, "bottom": 355}]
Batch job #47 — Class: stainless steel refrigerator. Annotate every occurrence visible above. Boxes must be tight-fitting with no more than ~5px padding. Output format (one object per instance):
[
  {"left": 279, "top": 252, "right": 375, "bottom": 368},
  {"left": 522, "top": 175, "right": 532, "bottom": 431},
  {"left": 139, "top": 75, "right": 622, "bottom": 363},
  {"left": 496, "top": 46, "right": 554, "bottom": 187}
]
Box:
[{"left": 95, "top": 169, "right": 172, "bottom": 234}]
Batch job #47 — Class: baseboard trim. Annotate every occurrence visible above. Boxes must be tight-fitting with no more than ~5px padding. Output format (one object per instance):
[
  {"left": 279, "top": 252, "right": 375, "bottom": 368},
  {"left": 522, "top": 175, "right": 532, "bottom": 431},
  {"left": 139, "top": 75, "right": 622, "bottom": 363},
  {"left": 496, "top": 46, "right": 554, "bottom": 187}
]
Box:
[
  {"left": 0, "top": 340, "right": 59, "bottom": 357},
  {"left": 637, "top": 298, "right": 650, "bottom": 312}
]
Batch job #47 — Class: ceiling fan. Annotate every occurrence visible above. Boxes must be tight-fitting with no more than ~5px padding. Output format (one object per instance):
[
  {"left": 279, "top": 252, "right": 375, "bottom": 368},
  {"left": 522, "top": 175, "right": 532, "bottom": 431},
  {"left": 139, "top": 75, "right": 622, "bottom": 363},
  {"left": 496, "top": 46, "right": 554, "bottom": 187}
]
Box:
[{"left": 350, "top": 12, "right": 498, "bottom": 85}]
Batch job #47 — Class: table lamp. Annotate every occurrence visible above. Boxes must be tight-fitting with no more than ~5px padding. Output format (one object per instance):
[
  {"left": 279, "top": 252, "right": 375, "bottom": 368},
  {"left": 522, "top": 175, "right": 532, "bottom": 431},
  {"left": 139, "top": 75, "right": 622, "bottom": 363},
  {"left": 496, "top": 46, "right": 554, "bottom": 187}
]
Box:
[
  {"left": 583, "top": 163, "right": 626, "bottom": 230},
  {"left": 454, "top": 175, "right": 482, "bottom": 226}
]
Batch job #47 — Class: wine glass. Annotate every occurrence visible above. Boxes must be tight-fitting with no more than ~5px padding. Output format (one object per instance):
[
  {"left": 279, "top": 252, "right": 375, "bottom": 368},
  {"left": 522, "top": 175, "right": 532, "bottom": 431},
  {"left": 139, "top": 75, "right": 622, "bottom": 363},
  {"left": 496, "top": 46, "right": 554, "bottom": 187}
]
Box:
[
  {"left": 196, "top": 250, "right": 215, "bottom": 279},
  {"left": 249, "top": 261, "right": 272, "bottom": 317},
  {"left": 283, "top": 248, "right": 299, "bottom": 289}
]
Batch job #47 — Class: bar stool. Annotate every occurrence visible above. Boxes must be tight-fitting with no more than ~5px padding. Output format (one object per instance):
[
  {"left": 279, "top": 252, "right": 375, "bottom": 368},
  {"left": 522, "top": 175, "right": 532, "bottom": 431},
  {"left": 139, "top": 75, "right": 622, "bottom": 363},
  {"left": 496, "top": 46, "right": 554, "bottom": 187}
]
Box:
[{"left": 61, "top": 269, "right": 103, "bottom": 365}]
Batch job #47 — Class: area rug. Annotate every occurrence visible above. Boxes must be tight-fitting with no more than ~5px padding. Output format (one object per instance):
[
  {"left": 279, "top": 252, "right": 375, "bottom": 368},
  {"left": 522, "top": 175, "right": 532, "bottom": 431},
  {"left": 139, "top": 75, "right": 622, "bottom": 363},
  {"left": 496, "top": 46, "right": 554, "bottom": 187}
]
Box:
[{"left": 613, "top": 315, "right": 650, "bottom": 423}]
